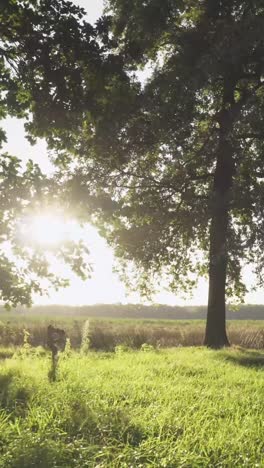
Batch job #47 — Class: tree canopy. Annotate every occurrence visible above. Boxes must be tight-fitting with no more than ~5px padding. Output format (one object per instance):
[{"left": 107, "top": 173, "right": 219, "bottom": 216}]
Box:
[
  {"left": 0, "top": 0, "right": 137, "bottom": 308},
  {"left": 0, "top": 0, "right": 94, "bottom": 307},
  {"left": 49, "top": 0, "right": 264, "bottom": 346},
  {"left": 2, "top": 0, "right": 264, "bottom": 347}
]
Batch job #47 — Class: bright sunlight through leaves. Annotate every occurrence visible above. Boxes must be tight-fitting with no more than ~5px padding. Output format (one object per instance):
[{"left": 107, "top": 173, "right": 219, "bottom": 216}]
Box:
[
  {"left": 19, "top": 213, "right": 82, "bottom": 248},
  {"left": 29, "top": 214, "right": 68, "bottom": 246}
]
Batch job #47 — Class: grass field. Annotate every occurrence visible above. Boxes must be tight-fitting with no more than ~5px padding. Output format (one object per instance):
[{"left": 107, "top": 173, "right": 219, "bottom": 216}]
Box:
[
  {"left": 0, "top": 346, "right": 263, "bottom": 467},
  {"left": 0, "top": 315, "right": 264, "bottom": 349}
]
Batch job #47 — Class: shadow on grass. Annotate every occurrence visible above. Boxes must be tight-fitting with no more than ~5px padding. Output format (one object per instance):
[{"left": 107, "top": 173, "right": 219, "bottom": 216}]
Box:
[
  {"left": 215, "top": 349, "right": 264, "bottom": 369},
  {"left": 0, "top": 350, "right": 14, "bottom": 360},
  {"left": 0, "top": 373, "right": 15, "bottom": 406},
  {"left": 0, "top": 370, "right": 32, "bottom": 416}
]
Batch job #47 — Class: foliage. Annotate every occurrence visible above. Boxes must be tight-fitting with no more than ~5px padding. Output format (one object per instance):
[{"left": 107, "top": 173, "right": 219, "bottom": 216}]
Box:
[
  {"left": 0, "top": 347, "right": 264, "bottom": 466},
  {"left": 0, "top": 0, "right": 141, "bottom": 307},
  {"left": 140, "top": 342, "right": 155, "bottom": 352},
  {"left": 22, "top": 329, "right": 31, "bottom": 354},
  {"left": 0, "top": 154, "right": 91, "bottom": 309},
  {"left": 1, "top": 302, "right": 264, "bottom": 320},
  {"left": 46, "top": 1, "right": 264, "bottom": 306},
  {"left": 114, "top": 343, "right": 131, "bottom": 354},
  {"left": 0, "top": 0, "right": 94, "bottom": 307}
]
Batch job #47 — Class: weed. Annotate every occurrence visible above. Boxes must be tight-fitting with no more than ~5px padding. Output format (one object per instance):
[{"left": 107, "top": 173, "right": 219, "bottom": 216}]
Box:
[
  {"left": 62, "top": 338, "right": 72, "bottom": 359},
  {"left": 114, "top": 344, "right": 131, "bottom": 354},
  {"left": 80, "top": 320, "right": 91, "bottom": 355},
  {"left": 140, "top": 343, "right": 155, "bottom": 352}
]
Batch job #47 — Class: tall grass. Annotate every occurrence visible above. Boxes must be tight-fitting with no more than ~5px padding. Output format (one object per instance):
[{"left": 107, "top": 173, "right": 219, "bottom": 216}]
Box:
[
  {"left": 0, "top": 347, "right": 263, "bottom": 466},
  {"left": 0, "top": 318, "right": 264, "bottom": 350}
]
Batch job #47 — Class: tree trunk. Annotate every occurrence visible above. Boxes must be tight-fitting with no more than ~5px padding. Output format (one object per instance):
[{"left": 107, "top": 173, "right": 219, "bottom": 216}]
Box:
[
  {"left": 204, "top": 206, "right": 230, "bottom": 348},
  {"left": 204, "top": 134, "right": 234, "bottom": 348}
]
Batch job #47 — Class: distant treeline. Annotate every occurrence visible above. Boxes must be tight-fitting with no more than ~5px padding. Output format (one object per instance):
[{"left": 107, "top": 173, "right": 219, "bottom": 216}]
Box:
[{"left": 0, "top": 304, "right": 264, "bottom": 320}]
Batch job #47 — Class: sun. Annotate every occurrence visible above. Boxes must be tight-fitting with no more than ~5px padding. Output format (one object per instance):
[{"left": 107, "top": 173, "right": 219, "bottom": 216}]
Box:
[
  {"left": 18, "top": 213, "right": 77, "bottom": 248},
  {"left": 29, "top": 214, "right": 68, "bottom": 246}
]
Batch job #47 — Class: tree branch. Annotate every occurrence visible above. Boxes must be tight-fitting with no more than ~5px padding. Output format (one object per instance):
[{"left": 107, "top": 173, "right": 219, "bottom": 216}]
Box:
[{"left": 235, "top": 133, "right": 264, "bottom": 140}]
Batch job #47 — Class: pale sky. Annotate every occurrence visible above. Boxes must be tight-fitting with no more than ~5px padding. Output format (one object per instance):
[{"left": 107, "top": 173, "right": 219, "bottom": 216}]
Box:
[{"left": 1, "top": 0, "right": 264, "bottom": 306}]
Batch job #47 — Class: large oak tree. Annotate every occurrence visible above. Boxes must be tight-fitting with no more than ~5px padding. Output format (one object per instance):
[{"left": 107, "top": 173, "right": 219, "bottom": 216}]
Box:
[{"left": 50, "top": 0, "right": 264, "bottom": 347}]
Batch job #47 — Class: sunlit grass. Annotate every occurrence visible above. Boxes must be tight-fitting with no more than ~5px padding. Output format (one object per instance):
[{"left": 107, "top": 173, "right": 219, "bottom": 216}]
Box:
[{"left": 0, "top": 347, "right": 263, "bottom": 467}]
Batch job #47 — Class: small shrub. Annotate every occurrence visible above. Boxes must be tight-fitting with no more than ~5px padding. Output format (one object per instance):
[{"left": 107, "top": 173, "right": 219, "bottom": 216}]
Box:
[
  {"left": 33, "top": 346, "right": 46, "bottom": 357},
  {"left": 114, "top": 344, "right": 131, "bottom": 355},
  {"left": 15, "top": 330, "right": 33, "bottom": 358},
  {"left": 140, "top": 343, "right": 155, "bottom": 352}
]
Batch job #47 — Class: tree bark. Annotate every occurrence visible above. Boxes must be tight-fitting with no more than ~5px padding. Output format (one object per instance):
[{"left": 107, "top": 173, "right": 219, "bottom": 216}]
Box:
[{"left": 204, "top": 132, "right": 234, "bottom": 348}]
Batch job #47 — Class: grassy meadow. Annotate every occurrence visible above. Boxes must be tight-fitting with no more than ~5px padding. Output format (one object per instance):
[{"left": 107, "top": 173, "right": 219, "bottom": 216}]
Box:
[
  {"left": 0, "top": 314, "right": 264, "bottom": 349},
  {"left": 0, "top": 315, "right": 263, "bottom": 466},
  {"left": 0, "top": 346, "right": 263, "bottom": 467}
]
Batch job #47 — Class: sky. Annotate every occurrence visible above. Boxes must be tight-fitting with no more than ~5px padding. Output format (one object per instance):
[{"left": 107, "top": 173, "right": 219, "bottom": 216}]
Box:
[
  {"left": 1, "top": 0, "right": 264, "bottom": 306},
  {"left": 75, "top": 0, "right": 104, "bottom": 22}
]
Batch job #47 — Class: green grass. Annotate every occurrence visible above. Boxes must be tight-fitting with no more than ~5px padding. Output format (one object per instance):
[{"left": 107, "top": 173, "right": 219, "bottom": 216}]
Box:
[{"left": 0, "top": 347, "right": 263, "bottom": 467}]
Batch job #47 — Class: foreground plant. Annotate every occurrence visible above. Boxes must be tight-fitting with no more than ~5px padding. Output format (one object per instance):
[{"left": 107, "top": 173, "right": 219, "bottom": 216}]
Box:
[{"left": 47, "top": 325, "right": 66, "bottom": 381}]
